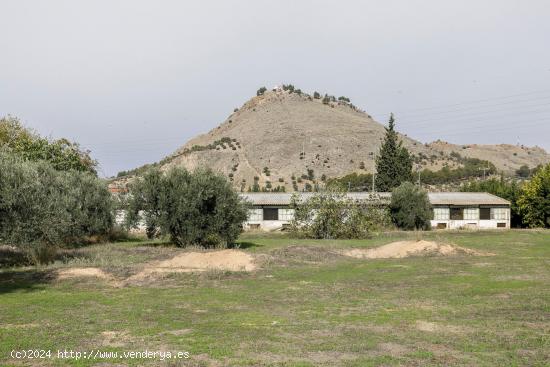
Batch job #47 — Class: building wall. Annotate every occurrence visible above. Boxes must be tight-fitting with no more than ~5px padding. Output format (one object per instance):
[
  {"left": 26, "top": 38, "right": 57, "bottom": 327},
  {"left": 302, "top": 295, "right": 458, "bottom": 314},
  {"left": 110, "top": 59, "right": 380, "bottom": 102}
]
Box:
[
  {"left": 244, "top": 207, "right": 511, "bottom": 231},
  {"left": 430, "top": 219, "right": 509, "bottom": 230},
  {"left": 431, "top": 206, "right": 510, "bottom": 230}
]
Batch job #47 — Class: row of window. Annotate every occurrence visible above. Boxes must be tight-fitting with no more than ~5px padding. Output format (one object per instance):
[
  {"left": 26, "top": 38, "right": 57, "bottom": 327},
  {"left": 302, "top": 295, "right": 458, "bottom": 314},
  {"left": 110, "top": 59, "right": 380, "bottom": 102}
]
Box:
[
  {"left": 249, "top": 207, "right": 510, "bottom": 222},
  {"left": 248, "top": 208, "right": 295, "bottom": 221},
  {"left": 433, "top": 207, "right": 509, "bottom": 221}
]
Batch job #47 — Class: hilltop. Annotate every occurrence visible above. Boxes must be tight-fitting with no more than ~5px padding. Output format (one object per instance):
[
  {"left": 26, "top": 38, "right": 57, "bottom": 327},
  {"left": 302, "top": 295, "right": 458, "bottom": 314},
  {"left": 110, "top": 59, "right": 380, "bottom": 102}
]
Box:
[{"left": 117, "top": 87, "right": 550, "bottom": 191}]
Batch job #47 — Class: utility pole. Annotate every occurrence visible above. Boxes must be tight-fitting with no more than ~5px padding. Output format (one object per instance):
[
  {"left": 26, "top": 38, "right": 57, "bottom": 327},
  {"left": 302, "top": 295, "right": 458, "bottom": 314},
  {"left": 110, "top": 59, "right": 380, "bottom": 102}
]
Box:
[{"left": 479, "top": 166, "right": 490, "bottom": 180}]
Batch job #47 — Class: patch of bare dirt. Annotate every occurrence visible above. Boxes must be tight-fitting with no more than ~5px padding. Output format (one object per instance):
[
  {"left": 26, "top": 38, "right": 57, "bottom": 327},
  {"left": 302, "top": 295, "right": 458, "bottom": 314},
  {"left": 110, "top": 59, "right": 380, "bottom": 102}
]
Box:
[
  {"left": 100, "top": 331, "right": 132, "bottom": 347},
  {"left": 415, "top": 320, "right": 472, "bottom": 334},
  {"left": 127, "top": 249, "right": 256, "bottom": 283},
  {"left": 377, "top": 342, "right": 411, "bottom": 357},
  {"left": 56, "top": 267, "right": 113, "bottom": 280},
  {"left": 343, "top": 240, "right": 493, "bottom": 259}
]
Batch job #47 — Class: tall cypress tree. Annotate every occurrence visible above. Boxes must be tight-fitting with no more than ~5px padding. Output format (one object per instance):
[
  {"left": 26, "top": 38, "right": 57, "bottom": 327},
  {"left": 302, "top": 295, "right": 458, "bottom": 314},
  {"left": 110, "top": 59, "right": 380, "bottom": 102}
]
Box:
[{"left": 375, "top": 114, "right": 412, "bottom": 191}]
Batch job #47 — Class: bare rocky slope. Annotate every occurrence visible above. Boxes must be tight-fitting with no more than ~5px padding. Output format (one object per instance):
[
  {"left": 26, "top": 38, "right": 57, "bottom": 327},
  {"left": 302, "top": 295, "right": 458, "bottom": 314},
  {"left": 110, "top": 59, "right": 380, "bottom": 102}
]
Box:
[{"left": 121, "top": 88, "right": 550, "bottom": 191}]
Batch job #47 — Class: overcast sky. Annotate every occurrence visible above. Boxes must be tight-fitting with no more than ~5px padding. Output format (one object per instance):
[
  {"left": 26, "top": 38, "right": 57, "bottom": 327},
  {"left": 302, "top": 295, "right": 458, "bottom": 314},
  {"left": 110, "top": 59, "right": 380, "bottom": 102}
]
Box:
[{"left": 1, "top": 0, "right": 549, "bottom": 177}]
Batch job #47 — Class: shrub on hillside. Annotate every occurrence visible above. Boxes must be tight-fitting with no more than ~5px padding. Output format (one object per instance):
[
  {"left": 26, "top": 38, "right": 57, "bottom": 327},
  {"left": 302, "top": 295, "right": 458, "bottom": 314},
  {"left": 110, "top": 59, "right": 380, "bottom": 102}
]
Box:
[
  {"left": 127, "top": 167, "right": 248, "bottom": 247},
  {"left": 256, "top": 87, "right": 267, "bottom": 96},
  {"left": 389, "top": 182, "right": 431, "bottom": 230}
]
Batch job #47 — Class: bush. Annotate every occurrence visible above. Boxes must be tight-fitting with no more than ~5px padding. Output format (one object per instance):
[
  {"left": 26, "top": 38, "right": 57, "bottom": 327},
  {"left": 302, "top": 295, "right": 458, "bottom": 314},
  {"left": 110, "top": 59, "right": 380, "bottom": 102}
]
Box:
[
  {"left": 290, "top": 191, "right": 389, "bottom": 239},
  {"left": 338, "top": 96, "right": 350, "bottom": 103},
  {"left": 0, "top": 150, "right": 113, "bottom": 263},
  {"left": 327, "top": 172, "right": 373, "bottom": 191},
  {"left": 389, "top": 182, "right": 431, "bottom": 230},
  {"left": 127, "top": 167, "right": 248, "bottom": 247},
  {"left": 516, "top": 165, "right": 531, "bottom": 178},
  {"left": 517, "top": 163, "right": 550, "bottom": 228},
  {"left": 256, "top": 87, "right": 267, "bottom": 96},
  {"left": 420, "top": 158, "right": 496, "bottom": 185}
]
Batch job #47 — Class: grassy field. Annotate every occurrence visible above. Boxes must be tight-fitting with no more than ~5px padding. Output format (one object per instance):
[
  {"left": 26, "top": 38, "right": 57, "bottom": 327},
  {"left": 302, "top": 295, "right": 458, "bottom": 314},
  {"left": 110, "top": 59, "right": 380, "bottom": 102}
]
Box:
[{"left": 0, "top": 230, "right": 549, "bottom": 366}]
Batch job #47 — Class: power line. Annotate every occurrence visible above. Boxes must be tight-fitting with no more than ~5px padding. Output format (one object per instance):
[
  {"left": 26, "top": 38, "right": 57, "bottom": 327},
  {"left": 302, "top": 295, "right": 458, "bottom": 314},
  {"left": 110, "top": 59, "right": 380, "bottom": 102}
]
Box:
[
  {"left": 402, "top": 117, "right": 549, "bottom": 137},
  {"left": 400, "top": 107, "right": 550, "bottom": 127},
  {"left": 396, "top": 95, "right": 550, "bottom": 119},
  {"left": 372, "top": 88, "right": 550, "bottom": 115}
]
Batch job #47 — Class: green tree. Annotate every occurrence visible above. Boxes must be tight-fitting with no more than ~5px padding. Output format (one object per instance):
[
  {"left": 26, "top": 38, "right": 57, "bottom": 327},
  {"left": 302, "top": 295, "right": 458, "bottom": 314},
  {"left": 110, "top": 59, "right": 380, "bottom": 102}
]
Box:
[
  {"left": 516, "top": 165, "right": 531, "bottom": 178},
  {"left": 375, "top": 114, "right": 412, "bottom": 191},
  {"left": 0, "top": 150, "right": 113, "bottom": 264},
  {"left": 461, "top": 177, "right": 522, "bottom": 227},
  {"left": 0, "top": 116, "right": 97, "bottom": 174},
  {"left": 127, "top": 167, "right": 248, "bottom": 247},
  {"left": 290, "top": 191, "right": 366, "bottom": 239},
  {"left": 126, "top": 168, "right": 164, "bottom": 238},
  {"left": 313, "top": 91, "right": 321, "bottom": 99},
  {"left": 327, "top": 172, "right": 373, "bottom": 191},
  {"left": 389, "top": 182, "right": 431, "bottom": 230},
  {"left": 517, "top": 163, "right": 550, "bottom": 228}
]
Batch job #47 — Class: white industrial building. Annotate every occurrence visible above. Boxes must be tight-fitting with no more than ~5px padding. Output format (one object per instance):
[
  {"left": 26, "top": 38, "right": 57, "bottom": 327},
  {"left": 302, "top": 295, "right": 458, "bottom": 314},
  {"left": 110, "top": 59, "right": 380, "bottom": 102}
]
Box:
[{"left": 240, "top": 192, "right": 511, "bottom": 231}]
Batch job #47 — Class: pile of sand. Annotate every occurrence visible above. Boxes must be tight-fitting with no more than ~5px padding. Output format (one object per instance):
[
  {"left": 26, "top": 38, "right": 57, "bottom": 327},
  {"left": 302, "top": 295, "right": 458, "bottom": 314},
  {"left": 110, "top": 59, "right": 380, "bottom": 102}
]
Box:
[
  {"left": 343, "top": 240, "right": 491, "bottom": 259},
  {"left": 55, "top": 250, "right": 256, "bottom": 285},
  {"left": 127, "top": 249, "right": 257, "bottom": 282},
  {"left": 56, "top": 267, "right": 112, "bottom": 280},
  {"left": 153, "top": 249, "right": 256, "bottom": 272}
]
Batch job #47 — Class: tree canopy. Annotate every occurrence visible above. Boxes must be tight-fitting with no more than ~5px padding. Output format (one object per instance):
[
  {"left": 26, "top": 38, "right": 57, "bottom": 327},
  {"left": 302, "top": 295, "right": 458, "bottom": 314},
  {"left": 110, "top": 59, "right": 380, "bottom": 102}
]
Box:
[
  {"left": 127, "top": 167, "right": 249, "bottom": 247},
  {"left": 0, "top": 149, "right": 113, "bottom": 264},
  {"left": 0, "top": 116, "right": 97, "bottom": 174},
  {"left": 389, "top": 182, "right": 431, "bottom": 230},
  {"left": 375, "top": 114, "right": 412, "bottom": 191},
  {"left": 517, "top": 163, "right": 550, "bottom": 228}
]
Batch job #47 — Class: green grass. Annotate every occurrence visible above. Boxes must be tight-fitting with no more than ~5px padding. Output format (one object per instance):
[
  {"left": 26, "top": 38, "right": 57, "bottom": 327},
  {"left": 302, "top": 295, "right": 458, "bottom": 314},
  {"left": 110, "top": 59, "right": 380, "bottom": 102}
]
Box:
[{"left": 1, "top": 230, "right": 549, "bottom": 366}]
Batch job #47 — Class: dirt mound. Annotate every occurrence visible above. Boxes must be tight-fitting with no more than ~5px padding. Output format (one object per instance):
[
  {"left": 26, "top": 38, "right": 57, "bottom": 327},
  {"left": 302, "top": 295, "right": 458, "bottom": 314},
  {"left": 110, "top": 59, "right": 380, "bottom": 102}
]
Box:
[
  {"left": 127, "top": 249, "right": 256, "bottom": 282},
  {"left": 343, "top": 240, "right": 491, "bottom": 259},
  {"left": 155, "top": 249, "right": 256, "bottom": 272},
  {"left": 56, "top": 267, "right": 112, "bottom": 280}
]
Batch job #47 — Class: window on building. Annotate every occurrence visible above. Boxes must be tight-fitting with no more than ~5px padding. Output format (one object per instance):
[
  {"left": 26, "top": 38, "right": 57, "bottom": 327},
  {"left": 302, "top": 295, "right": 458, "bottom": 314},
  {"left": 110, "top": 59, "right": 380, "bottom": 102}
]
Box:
[
  {"left": 491, "top": 208, "right": 509, "bottom": 220},
  {"left": 463, "top": 208, "right": 479, "bottom": 220},
  {"left": 480, "top": 208, "right": 491, "bottom": 220},
  {"left": 450, "top": 207, "right": 463, "bottom": 220},
  {"left": 248, "top": 208, "right": 262, "bottom": 221},
  {"left": 279, "top": 208, "right": 294, "bottom": 221},
  {"left": 263, "top": 208, "right": 279, "bottom": 220},
  {"left": 433, "top": 207, "right": 450, "bottom": 220}
]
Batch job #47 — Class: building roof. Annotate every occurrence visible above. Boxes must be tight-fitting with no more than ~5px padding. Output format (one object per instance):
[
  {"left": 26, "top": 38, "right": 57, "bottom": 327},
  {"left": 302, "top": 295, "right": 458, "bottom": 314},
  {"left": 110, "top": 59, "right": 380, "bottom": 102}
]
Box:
[
  {"left": 240, "top": 192, "right": 510, "bottom": 206},
  {"left": 427, "top": 192, "right": 510, "bottom": 206}
]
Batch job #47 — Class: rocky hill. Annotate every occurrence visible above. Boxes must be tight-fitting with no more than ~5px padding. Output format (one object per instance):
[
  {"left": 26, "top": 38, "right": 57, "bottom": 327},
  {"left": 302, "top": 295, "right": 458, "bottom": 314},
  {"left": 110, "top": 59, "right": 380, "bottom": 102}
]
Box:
[{"left": 118, "top": 87, "right": 550, "bottom": 191}]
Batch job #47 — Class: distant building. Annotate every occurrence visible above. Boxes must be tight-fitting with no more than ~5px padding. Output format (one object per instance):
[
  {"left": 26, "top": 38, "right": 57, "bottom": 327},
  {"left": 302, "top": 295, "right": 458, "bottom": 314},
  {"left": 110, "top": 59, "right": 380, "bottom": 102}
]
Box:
[{"left": 240, "top": 192, "right": 511, "bottom": 231}]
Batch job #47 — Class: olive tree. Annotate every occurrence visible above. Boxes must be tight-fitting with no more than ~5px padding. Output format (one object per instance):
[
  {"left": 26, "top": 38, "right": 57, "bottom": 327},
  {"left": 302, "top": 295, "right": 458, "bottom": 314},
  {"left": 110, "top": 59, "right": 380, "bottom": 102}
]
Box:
[
  {"left": 127, "top": 167, "right": 249, "bottom": 247},
  {"left": 0, "top": 150, "right": 113, "bottom": 264},
  {"left": 290, "top": 191, "right": 389, "bottom": 239},
  {"left": 389, "top": 182, "right": 432, "bottom": 230}
]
